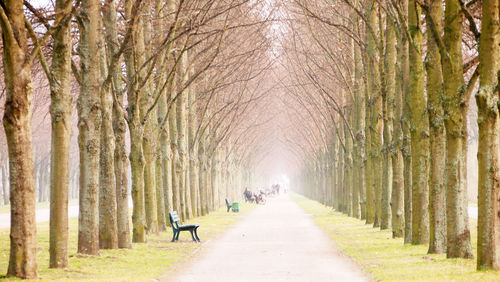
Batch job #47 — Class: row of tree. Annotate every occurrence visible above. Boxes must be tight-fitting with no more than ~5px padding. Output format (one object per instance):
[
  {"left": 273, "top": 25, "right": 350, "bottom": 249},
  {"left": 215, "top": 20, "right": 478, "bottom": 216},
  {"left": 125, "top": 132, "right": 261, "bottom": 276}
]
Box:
[
  {"left": 280, "top": 0, "right": 499, "bottom": 271},
  {"left": 0, "top": 0, "right": 274, "bottom": 279}
]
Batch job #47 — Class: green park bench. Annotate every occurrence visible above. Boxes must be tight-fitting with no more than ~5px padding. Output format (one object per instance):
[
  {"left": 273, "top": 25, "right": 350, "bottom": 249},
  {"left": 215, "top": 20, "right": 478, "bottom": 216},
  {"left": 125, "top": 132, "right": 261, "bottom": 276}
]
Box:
[
  {"left": 168, "top": 211, "right": 200, "bottom": 242},
  {"left": 225, "top": 198, "right": 240, "bottom": 212}
]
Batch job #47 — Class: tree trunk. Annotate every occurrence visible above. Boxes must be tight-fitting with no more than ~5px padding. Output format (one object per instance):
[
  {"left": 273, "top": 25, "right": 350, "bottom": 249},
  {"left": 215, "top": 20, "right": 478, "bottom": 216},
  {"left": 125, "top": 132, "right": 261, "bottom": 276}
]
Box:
[
  {"left": 77, "top": 0, "right": 102, "bottom": 255},
  {"left": 129, "top": 123, "right": 147, "bottom": 242},
  {"left": 344, "top": 112, "right": 353, "bottom": 215},
  {"left": 49, "top": 0, "right": 72, "bottom": 267},
  {"left": 352, "top": 15, "right": 364, "bottom": 219},
  {"left": 337, "top": 133, "right": 344, "bottom": 212},
  {"left": 188, "top": 80, "right": 199, "bottom": 218},
  {"left": 106, "top": 0, "right": 131, "bottom": 249},
  {"left": 408, "top": 0, "right": 429, "bottom": 245},
  {"left": 43, "top": 165, "right": 50, "bottom": 202},
  {"left": 1, "top": 160, "right": 9, "bottom": 205},
  {"left": 170, "top": 91, "right": 182, "bottom": 217},
  {"left": 381, "top": 12, "right": 395, "bottom": 230},
  {"left": 425, "top": 0, "right": 446, "bottom": 254},
  {"left": 98, "top": 40, "right": 119, "bottom": 249},
  {"left": 160, "top": 89, "right": 173, "bottom": 218},
  {"left": 392, "top": 24, "right": 406, "bottom": 239},
  {"left": 177, "top": 52, "right": 191, "bottom": 220},
  {"left": 1, "top": 1, "right": 38, "bottom": 277},
  {"left": 363, "top": 1, "right": 377, "bottom": 224},
  {"left": 38, "top": 160, "right": 45, "bottom": 203},
  {"left": 142, "top": 0, "right": 158, "bottom": 235},
  {"left": 476, "top": 0, "right": 500, "bottom": 269},
  {"left": 401, "top": 3, "right": 412, "bottom": 243},
  {"left": 143, "top": 112, "right": 159, "bottom": 234},
  {"left": 125, "top": 0, "right": 146, "bottom": 243},
  {"left": 198, "top": 134, "right": 208, "bottom": 216},
  {"left": 442, "top": 0, "right": 473, "bottom": 259}
]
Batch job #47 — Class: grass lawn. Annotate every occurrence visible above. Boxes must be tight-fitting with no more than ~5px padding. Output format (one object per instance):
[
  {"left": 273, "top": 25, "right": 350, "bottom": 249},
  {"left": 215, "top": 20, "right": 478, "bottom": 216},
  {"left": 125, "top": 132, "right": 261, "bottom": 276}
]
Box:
[
  {"left": 291, "top": 193, "right": 500, "bottom": 282},
  {"left": 0, "top": 203, "right": 255, "bottom": 281}
]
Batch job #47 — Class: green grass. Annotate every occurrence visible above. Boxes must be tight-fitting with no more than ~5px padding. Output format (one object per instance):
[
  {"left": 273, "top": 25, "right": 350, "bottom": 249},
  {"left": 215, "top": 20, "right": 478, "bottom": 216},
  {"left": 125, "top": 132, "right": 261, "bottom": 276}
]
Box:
[
  {"left": 0, "top": 203, "right": 255, "bottom": 281},
  {"left": 291, "top": 193, "right": 500, "bottom": 282}
]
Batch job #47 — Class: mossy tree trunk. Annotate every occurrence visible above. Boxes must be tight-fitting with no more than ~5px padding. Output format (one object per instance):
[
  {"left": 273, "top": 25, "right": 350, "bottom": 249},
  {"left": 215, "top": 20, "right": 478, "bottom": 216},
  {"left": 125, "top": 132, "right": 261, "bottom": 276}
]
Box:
[
  {"left": 408, "top": 0, "right": 429, "bottom": 245},
  {"left": 476, "top": 0, "right": 499, "bottom": 269},
  {"left": 363, "top": 1, "right": 377, "bottom": 224},
  {"left": 401, "top": 4, "right": 412, "bottom": 244},
  {"left": 48, "top": 0, "right": 72, "bottom": 268},
  {"left": 392, "top": 23, "right": 406, "bottom": 239},
  {"left": 142, "top": 0, "right": 158, "bottom": 234},
  {"left": 425, "top": 0, "right": 446, "bottom": 254},
  {"left": 381, "top": 11, "right": 395, "bottom": 230},
  {"left": 344, "top": 110, "right": 353, "bottom": 215},
  {"left": 442, "top": 0, "right": 473, "bottom": 259},
  {"left": 77, "top": 0, "right": 102, "bottom": 255},
  {"left": 352, "top": 13, "right": 364, "bottom": 219},
  {"left": 125, "top": 0, "right": 146, "bottom": 243}
]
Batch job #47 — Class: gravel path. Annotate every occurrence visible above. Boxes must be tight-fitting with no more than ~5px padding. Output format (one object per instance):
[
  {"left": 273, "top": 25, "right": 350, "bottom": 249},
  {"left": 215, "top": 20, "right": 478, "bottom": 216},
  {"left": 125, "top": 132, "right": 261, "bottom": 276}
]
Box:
[{"left": 164, "top": 195, "right": 369, "bottom": 282}]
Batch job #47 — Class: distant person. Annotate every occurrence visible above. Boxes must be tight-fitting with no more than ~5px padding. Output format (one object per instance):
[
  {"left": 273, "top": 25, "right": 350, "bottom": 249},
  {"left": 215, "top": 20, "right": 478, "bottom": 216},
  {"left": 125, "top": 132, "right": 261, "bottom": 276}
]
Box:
[{"left": 243, "top": 187, "right": 254, "bottom": 203}]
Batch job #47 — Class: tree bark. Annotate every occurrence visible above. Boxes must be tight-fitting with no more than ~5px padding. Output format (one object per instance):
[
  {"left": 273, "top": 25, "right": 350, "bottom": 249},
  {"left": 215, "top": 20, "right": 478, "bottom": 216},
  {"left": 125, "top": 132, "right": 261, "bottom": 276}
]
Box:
[
  {"left": 442, "top": 0, "right": 473, "bottom": 259},
  {"left": 160, "top": 85, "right": 173, "bottom": 218},
  {"left": 363, "top": 1, "right": 378, "bottom": 224},
  {"left": 476, "top": 0, "right": 500, "bottom": 269},
  {"left": 106, "top": 0, "right": 131, "bottom": 249},
  {"left": 408, "top": 0, "right": 429, "bottom": 245},
  {"left": 98, "top": 29, "right": 118, "bottom": 249},
  {"left": 392, "top": 24, "right": 406, "bottom": 239},
  {"left": 352, "top": 13, "right": 364, "bottom": 219},
  {"left": 0, "top": 1, "right": 38, "bottom": 277},
  {"left": 177, "top": 52, "right": 191, "bottom": 219},
  {"left": 142, "top": 0, "right": 158, "bottom": 235},
  {"left": 125, "top": 0, "right": 146, "bottom": 243},
  {"left": 425, "top": 0, "right": 446, "bottom": 254},
  {"left": 401, "top": 2, "right": 412, "bottom": 243},
  {"left": 49, "top": 0, "right": 72, "bottom": 267},
  {"left": 381, "top": 11, "right": 395, "bottom": 230},
  {"left": 170, "top": 85, "right": 182, "bottom": 217},
  {"left": 77, "top": 0, "right": 102, "bottom": 255},
  {"left": 188, "top": 79, "right": 200, "bottom": 217}
]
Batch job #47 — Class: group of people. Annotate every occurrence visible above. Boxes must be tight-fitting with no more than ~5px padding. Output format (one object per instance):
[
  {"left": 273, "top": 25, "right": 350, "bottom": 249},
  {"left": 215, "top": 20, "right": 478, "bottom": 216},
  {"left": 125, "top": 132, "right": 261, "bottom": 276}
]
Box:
[{"left": 243, "top": 184, "right": 283, "bottom": 204}]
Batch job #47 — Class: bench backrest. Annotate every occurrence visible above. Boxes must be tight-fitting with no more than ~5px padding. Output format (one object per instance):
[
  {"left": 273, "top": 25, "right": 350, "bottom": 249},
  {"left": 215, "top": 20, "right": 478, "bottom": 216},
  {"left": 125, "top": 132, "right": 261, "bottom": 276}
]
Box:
[{"left": 169, "top": 211, "right": 180, "bottom": 230}]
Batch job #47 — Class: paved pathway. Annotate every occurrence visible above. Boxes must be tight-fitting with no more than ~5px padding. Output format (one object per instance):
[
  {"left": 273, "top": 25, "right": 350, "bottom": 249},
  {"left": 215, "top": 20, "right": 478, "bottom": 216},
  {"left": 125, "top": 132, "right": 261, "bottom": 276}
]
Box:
[
  {"left": 0, "top": 200, "right": 133, "bottom": 230},
  {"left": 0, "top": 205, "right": 80, "bottom": 230},
  {"left": 164, "top": 195, "right": 369, "bottom": 282}
]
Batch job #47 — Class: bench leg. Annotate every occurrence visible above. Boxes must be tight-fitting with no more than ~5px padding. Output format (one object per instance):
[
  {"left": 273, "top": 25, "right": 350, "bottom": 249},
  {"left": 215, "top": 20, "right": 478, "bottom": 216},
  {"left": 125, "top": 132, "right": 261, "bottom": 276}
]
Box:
[
  {"left": 189, "top": 230, "right": 197, "bottom": 242},
  {"left": 171, "top": 231, "right": 177, "bottom": 242},
  {"left": 194, "top": 227, "right": 201, "bottom": 242},
  {"left": 175, "top": 230, "right": 180, "bottom": 241}
]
